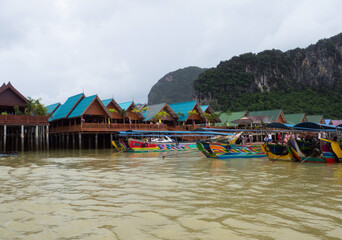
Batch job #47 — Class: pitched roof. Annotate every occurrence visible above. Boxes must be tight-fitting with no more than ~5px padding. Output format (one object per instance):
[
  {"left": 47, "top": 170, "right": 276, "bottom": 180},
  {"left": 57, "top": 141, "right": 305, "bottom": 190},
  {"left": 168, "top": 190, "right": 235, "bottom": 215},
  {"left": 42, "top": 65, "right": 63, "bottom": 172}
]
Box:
[
  {"left": 46, "top": 103, "right": 61, "bottom": 115},
  {"left": 102, "top": 98, "right": 112, "bottom": 107},
  {"left": 119, "top": 101, "right": 133, "bottom": 111},
  {"left": 306, "top": 115, "right": 324, "bottom": 123},
  {"left": 52, "top": 93, "right": 84, "bottom": 120},
  {"left": 248, "top": 109, "right": 284, "bottom": 122},
  {"left": 216, "top": 111, "right": 247, "bottom": 127},
  {"left": 68, "top": 95, "right": 97, "bottom": 118},
  {"left": 331, "top": 120, "right": 342, "bottom": 126},
  {"left": 284, "top": 113, "right": 306, "bottom": 125},
  {"left": 0, "top": 82, "right": 28, "bottom": 106},
  {"left": 142, "top": 103, "right": 165, "bottom": 121},
  {"left": 200, "top": 105, "right": 209, "bottom": 112},
  {"left": 169, "top": 101, "right": 202, "bottom": 122}
]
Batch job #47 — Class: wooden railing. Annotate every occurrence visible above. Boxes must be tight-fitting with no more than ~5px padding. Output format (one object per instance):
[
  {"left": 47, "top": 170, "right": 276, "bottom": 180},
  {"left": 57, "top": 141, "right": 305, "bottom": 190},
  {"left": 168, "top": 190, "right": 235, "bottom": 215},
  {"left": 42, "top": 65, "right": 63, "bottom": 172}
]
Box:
[
  {"left": 0, "top": 115, "right": 49, "bottom": 125},
  {"left": 49, "top": 123, "right": 168, "bottom": 133}
]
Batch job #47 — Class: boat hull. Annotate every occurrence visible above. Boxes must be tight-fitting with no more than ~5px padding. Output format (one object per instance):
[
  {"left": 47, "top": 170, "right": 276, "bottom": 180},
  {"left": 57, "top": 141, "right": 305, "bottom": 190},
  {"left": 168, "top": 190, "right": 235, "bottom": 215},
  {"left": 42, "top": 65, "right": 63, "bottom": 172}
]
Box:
[
  {"left": 128, "top": 139, "right": 197, "bottom": 152},
  {"left": 260, "top": 143, "right": 297, "bottom": 162},
  {"left": 197, "top": 141, "right": 265, "bottom": 159}
]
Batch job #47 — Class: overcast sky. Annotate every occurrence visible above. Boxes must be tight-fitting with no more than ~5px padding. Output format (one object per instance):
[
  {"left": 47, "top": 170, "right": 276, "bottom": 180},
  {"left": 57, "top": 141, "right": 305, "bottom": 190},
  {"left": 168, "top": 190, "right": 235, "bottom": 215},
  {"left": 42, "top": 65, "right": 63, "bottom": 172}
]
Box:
[{"left": 0, "top": 0, "right": 341, "bottom": 106}]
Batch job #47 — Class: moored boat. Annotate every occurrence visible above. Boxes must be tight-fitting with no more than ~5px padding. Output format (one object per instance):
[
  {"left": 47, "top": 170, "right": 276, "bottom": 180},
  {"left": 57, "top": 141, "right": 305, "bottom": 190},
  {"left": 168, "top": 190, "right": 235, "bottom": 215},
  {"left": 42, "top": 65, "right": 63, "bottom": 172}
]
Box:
[
  {"left": 290, "top": 138, "right": 339, "bottom": 163},
  {"left": 127, "top": 138, "right": 198, "bottom": 153},
  {"left": 197, "top": 141, "right": 265, "bottom": 159},
  {"left": 260, "top": 142, "right": 297, "bottom": 161}
]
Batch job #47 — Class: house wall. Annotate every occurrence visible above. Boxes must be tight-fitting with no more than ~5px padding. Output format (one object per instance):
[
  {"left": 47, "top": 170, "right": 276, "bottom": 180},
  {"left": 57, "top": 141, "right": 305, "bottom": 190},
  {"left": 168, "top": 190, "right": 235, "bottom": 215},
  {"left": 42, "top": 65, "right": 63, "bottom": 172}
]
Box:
[
  {"left": 0, "top": 89, "right": 27, "bottom": 107},
  {"left": 85, "top": 100, "right": 108, "bottom": 116}
]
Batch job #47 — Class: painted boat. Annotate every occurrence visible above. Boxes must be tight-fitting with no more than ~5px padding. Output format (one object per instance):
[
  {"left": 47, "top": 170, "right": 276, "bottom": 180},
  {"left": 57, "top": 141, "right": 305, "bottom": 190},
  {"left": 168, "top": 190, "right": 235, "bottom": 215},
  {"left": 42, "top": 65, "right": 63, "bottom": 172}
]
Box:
[
  {"left": 128, "top": 138, "right": 198, "bottom": 152},
  {"left": 290, "top": 138, "right": 339, "bottom": 163},
  {"left": 260, "top": 142, "right": 297, "bottom": 161},
  {"left": 197, "top": 141, "right": 266, "bottom": 159}
]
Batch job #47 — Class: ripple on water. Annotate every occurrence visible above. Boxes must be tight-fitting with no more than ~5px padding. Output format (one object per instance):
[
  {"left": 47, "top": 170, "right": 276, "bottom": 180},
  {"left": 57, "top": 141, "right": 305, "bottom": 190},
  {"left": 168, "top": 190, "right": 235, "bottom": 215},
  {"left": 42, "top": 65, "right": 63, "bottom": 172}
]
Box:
[{"left": 0, "top": 150, "right": 341, "bottom": 239}]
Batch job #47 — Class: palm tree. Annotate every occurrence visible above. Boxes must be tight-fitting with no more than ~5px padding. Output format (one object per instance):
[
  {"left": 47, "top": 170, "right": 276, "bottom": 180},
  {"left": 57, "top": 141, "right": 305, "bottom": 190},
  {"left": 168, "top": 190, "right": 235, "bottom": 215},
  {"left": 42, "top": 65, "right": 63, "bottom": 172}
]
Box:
[{"left": 153, "top": 110, "right": 169, "bottom": 124}]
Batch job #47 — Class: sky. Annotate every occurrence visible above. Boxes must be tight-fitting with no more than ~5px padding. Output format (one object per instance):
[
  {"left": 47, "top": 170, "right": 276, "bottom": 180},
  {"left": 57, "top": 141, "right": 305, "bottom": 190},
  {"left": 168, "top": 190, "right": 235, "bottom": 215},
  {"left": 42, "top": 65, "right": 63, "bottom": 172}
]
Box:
[{"left": 0, "top": 0, "right": 341, "bottom": 106}]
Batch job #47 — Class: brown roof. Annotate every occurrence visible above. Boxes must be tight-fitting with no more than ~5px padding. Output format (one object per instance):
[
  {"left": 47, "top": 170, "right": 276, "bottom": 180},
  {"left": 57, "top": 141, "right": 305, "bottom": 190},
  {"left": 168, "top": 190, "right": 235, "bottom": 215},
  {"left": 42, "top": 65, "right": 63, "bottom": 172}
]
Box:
[{"left": 0, "top": 82, "right": 28, "bottom": 107}]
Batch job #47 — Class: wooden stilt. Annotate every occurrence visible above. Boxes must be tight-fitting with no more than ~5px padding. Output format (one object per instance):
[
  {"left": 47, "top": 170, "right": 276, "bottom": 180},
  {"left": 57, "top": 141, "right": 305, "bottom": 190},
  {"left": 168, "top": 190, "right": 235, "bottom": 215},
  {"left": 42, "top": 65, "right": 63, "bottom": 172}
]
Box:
[{"left": 3, "top": 125, "right": 7, "bottom": 152}]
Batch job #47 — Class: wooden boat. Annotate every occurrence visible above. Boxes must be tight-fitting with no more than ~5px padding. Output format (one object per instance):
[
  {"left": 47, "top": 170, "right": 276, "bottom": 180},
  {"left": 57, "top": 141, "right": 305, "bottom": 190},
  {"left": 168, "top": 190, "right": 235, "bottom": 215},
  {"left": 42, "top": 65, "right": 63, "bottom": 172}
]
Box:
[
  {"left": 127, "top": 138, "right": 198, "bottom": 153},
  {"left": 260, "top": 142, "right": 297, "bottom": 161},
  {"left": 290, "top": 138, "right": 339, "bottom": 163},
  {"left": 197, "top": 141, "right": 265, "bottom": 159}
]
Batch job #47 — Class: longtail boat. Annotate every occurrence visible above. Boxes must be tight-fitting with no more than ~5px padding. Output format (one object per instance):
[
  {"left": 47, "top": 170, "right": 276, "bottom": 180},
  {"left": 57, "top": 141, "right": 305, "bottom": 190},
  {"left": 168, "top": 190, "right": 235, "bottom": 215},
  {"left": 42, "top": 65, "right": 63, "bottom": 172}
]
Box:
[
  {"left": 112, "top": 130, "right": 236, "bottom": 153},
  {"left": 290, "top": 138, "right": 339, "bottom": 163},
  {"left": 197, "top": 141, "right": 266, "bottom": 159},
  {"left": 128, "top": 138, "right": 198, "bottom": 153},
  {"left": 260, "top": 141, "right": 297, "bottom": 161}
]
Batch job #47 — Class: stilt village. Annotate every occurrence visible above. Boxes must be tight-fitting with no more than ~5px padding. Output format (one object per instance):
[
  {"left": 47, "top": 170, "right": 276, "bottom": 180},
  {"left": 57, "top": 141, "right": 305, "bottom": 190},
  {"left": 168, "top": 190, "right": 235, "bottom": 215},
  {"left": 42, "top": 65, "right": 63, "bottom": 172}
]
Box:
[{"left": 1, "top": 82, "right": 341, "bottom": 152}]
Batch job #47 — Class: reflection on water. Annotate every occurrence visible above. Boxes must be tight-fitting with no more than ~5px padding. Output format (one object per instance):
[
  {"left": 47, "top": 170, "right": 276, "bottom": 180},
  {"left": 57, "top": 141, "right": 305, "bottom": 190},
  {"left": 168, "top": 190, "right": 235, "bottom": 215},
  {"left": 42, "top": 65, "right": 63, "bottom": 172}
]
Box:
[{"left": 0, "top": 150, "right": 341, "bottom": 239}]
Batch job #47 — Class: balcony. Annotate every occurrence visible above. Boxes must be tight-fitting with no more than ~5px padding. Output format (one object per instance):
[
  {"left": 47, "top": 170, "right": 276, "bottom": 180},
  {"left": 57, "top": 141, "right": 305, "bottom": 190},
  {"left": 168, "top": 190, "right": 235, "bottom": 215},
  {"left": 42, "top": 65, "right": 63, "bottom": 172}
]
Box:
[
  {"left": 0, "top": 115, "right": 49, "bottom": 125},
  {"left": 49, "top": 123, "right": 168, "bottom": 134}
]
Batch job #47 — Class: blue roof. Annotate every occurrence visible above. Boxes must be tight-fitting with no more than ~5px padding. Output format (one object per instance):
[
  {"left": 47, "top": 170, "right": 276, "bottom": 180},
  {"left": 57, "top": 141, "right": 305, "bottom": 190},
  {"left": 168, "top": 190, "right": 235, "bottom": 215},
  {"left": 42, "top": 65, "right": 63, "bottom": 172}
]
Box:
[
  {"left": 142, "top": 103, "right": 165, "bottom": 122},
  {"left": 169, "top": 101, "right": 197, "bottom": 122},
  {"left": 52, "top": 93, "right": 84, "bottom": 120},
  {"left": 119, "top": 101, "right": 133, "bottom": 111},
  {"left": 102, "top": 98, "right": 112, "bottom": 107},
  {"left": 46, "top": 103, "right": 60, "bottom": 114},
  {"left": 200, "top": 105, "right": 209, "bottom": 112},
  {"left": 68, "top": 95, "right": 97, "bottom": 118}
]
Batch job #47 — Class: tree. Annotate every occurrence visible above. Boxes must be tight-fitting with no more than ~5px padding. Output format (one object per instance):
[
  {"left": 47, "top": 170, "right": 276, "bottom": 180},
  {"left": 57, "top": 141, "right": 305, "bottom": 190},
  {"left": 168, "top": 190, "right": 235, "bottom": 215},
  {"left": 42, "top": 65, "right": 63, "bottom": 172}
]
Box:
[
  {"left": 131, "top": 108, "right": 140, "bottom": 124},
  {"left": 25, "top": 97, "right": 48, "bottom": 116},
  {"left": 153, "top": 110, "right": 169, "bottom": 123}
]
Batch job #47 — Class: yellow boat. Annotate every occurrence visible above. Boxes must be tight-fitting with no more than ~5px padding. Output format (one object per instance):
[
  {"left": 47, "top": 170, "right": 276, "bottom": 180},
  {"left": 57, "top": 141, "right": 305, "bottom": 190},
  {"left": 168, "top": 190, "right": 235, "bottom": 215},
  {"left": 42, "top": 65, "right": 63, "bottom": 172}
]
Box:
[{"left": 260, "top": 143, "right": 297, "bottom": 162}]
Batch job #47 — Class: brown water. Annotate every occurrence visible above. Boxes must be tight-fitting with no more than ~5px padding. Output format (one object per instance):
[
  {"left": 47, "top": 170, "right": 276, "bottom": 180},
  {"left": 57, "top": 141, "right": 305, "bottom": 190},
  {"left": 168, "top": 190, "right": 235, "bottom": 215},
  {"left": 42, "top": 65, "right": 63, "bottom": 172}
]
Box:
[{"left": 0, "top": 150, "right": 341, "bottom": 240}]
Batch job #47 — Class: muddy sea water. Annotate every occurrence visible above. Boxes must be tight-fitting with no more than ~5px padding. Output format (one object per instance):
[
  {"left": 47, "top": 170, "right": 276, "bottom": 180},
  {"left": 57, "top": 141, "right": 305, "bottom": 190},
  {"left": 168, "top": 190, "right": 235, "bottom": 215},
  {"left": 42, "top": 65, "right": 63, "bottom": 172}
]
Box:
[{"left": 0, "top": 150, "right": 341, "bottom": 239}]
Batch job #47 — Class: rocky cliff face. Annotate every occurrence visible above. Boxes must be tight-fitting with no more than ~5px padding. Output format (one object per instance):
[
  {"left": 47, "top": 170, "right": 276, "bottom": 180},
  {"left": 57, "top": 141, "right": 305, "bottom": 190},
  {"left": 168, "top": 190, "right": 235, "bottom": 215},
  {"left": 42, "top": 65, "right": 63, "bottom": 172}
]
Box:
[
  {"left": 194, "top": 33, "right": 342, "bottom": 118},
  {"left": 148, "top": 66, "right": 205, "bottom": 105}
]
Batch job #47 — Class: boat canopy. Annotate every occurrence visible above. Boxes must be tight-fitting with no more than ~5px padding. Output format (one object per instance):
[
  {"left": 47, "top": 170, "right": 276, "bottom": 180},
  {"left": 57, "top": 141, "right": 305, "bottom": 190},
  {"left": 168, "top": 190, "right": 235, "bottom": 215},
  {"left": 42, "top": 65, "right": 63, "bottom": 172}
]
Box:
[
  {"left": 265, "top": 123, "right": 294, "bottom": 130},
  {"left": 117, "top": 130, "right": 235, "bottom": 136},
  {"left": 293, "top": 122, "right": 339, "bottom": 131}
]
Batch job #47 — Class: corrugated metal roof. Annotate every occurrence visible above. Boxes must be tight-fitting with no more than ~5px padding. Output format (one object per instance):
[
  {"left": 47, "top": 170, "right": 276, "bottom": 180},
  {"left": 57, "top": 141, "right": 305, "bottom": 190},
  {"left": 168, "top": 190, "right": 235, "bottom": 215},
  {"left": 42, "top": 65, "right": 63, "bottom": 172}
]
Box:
[
  {"left": 248, "top": 109, "right": 282, "bottom": 122},
  {"left": 46, "top": 103, "right": 60, "bottom": 114},
  {"left": 68, "top": 95, "right": 97, "bottom": 118},
  {"left": 284, "top": 113, "right": 305, "bottom": 125},
  {"left": 102, "top": 98, "right": 112, "bottom": 107},
  {"left": 216, "top": 111, "right": 246, "bottom": 127},
  {"left": 200, "top": 105, "right": 209, "bottom": 112},
  {"left": 142, "top": 103, "right": 165, "bottom": 121},
  {"left": 52, "top": 93, "right": 84, "bottom": 120},
  {"left": 306, "top": 115, "right": 324, "bottom": 123},
  {"left": 169, "top": 101, "right": 197, "bottom": 122},
  {"left": 119, "top": 101, "right": 133, "bottom": 111}
]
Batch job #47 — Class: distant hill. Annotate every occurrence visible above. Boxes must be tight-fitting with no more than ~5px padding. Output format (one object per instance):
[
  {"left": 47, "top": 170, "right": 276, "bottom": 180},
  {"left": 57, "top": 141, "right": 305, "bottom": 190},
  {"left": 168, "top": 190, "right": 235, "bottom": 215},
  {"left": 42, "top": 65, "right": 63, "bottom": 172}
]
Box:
[
  {"left": 194, "top": 33, "right": 342, "bottom": 118},
  {"left": 148, "top": 66, "right": 205, "bottom": 105}
]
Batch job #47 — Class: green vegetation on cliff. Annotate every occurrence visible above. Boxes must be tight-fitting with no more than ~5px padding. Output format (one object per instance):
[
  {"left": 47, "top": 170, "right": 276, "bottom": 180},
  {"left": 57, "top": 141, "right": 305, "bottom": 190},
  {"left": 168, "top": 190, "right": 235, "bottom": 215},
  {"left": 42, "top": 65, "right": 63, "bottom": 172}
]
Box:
[
  {"left": 148, "top": 66, "right": 205, "bottom": 105},
  {"left": 194, "top": 33, "right": 342, "bottom": 118}
]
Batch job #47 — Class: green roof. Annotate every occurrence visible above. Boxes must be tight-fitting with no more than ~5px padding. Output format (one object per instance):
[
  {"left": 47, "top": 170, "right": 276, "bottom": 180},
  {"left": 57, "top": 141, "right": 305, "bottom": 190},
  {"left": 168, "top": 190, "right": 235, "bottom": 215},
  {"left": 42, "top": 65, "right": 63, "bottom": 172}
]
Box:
[
  {"left": 248, "top": 109, "right": 282, "bottom": 122},
  {"left": 169, "top": 101, "right": 198, "bottom": 122},
  {"left": 284, "top": 113, "right": 305, "bottom": 125},
  {"left": 306, "top": 115, "right": 324, "bottom": 123},
  {"left": 46, "top": 103, "right": 60, "bottom": 115},
  {"left": 216, "top": 111, "right": 246, "bottom": 127},
  {"left": 68, "top": 95, "right": 97, "bottom": 119},
  {"left": 52, "top": 93, "right": 84, "bottom": 120},
  {"left": 142, "top": 103, "right": 165, "bottom": 122}
]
